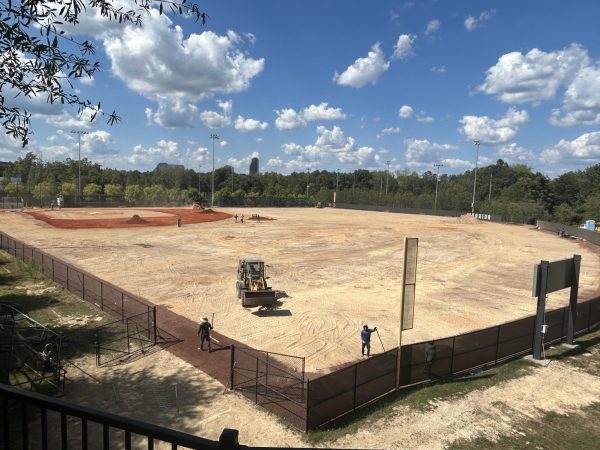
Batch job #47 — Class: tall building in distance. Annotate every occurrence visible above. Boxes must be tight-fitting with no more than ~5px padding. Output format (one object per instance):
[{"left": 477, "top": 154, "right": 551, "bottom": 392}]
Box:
[{"left": 249, "top": 157, "right": 259, "bottom": 175}]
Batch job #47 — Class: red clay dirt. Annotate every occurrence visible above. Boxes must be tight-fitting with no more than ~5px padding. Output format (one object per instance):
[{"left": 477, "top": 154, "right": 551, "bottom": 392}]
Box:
[{"left": 24, "top": 208, "right": 232, "bottom": 229}]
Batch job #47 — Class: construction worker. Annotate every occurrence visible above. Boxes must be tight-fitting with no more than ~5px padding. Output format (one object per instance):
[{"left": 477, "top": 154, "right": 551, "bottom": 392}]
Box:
[
  {"left": 361, "top": 324, "right": 377, "bottom": 357},
  {"left": 197, "top": 317, "right": 213, "bottom": 352}
]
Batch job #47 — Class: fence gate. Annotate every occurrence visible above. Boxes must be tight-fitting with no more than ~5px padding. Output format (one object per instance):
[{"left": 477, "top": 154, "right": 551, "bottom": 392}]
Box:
[{"left": 230, "top": 345, "right": 307, "bottom": 431}]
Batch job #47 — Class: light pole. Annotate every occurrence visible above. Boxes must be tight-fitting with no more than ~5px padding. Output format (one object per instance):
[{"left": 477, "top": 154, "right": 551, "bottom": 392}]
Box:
[
  {"left": 385, "top": 161, "right": 391, "bottom": 195},
  {"left": 70, "top": 130, "right": 88, "bottom": 197},
  {"left": 197, "top": 164, "right": 202, "bottom": 194},
  {"left": 336, "top": 169, "right": 339, "bottom": 192},
  {"left": 471, "top": 140, "right": 480, "bottom": 215},
  {"left": 210, "top": 133, "right": 219, "bottom": 207},
  {"left": 488, "top": 171, "right": 493, "bottom": 203},
  {"left": 231, "top": 166, "right": 234, "bottom": 192},
  {"left": 434, "top": 163, "right": 444, "bottom": 210}
]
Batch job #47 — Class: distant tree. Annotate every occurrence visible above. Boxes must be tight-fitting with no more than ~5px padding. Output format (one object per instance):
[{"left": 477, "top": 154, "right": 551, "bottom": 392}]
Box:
[
  {"left": 33, "top": 181, "right": 52, "bottom": 203},
  {"left": 553, "top": 202, "right": 580, "bottom": 225},
  {"left": 104, "top": 183, "right": 123, "bottom": 198},
  {"left": 83, "top": 183, "right": 101, "bottom": 198},
  {"left": 3, "top": 183, "right": 19, "bottom": 197},
  {"left": 60, "top": 182, "right": 77, "bottom": 196},
  {"left": 124, "top": 184, "right": 144, "bottom": 204},
  {"left": 0, "top": 0, "right": 207, "bottom": 146}
]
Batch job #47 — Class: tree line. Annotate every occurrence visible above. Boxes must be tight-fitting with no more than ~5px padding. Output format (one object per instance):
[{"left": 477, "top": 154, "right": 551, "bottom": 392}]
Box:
[{"left": 1, "top": 152, "right": 599, "bottom": 224}]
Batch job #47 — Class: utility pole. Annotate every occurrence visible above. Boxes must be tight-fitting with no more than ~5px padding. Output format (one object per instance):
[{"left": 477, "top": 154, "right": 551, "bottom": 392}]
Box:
[
  {"left": 386, "top": 161, "right": 391, "bottom": 195},
  {"left": 488, "top": 171, "right": 493, "bottom": 203},
  {"left": 70, "top": 130, "right": 89, "bottom": 197},
  {"left": 210, "top": 133, "right": 219, "bottom": 207},
  {"left": 353, "top": 170, "right": 356, "bottom": 193},
  {"left": 197, "top": 164, "right": 202, "bottom": 194},
  {"left": 336, "top": 169, "right": 339, "bottom": 192},
  {"left": 471, "top": 140, "right": 480, "bottom": 215},
  {"left": 434, "top": 163, "right": 444, "bottom": 210},
  {"left": 231, "top": 166, "right": 234, "bottom": 192}
]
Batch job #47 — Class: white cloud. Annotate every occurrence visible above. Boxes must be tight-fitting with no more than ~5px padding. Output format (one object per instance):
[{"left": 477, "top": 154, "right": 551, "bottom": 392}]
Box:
[
  {"left": 127, "top": 139, "right": 180, "bottom": 165},
  {"left": 551, "top": 64, "right": 600, "bottom": 126},
  {"left": 274, "top": 108, "right": 307, "bottom": 130},
  {"left": 478, "top": 44, "right": 589, "bottom": 104},
  {"left": 39, "top": 107, "right": 100, "bottom": 129},
  {"left": 464, "top": 10, "right": 496, "bottom": 31},
  {"left": 541, "top": 132, "right": 600, "bottom": 165},
  {"left": 333, "top": 42, "right": 390, "bottom": 88},
  {"left": 219, "top": 140, "right": 229, "bottom": 147},
  {"left": 302, "top": 103, "right": 347, "bottom": 121},
  {"left": 199, "top": 100, "right": 232, "bottom": 129},
  {"left": 145, "top": 100, "right": 198, "bottom": 128},
  {"left": 399, "top": 105, "right": 414, "bottom": 119},
  {"left": 377, "top": 127, "right": 401, "bottom": 139},
  {"left": 82, "top": 130, "right": 118, "bottom": 156},
  {"left": 78, "top": 5, "right": 264, "bottom": 126},
  {"left": 267, "top": 157, "right": 284, "bottom": 168},
  {"left": 430, "top": 66, "right": 447, "bottom": 73},
  {"left": 404, "top": 138, "right": 459, "bottom": 169},
  {"left": 234, "top": 115, "right": 268, "bottom": 132},
  {"left": 417, "top": 114, "right": 434, "bottom": 123},
  {"left": 393, "top": 34, "right": 416, "bottom": 60},
  {"left": 495, "top": 143, "right": 536, "bottom": 164},
  {"left": 227, "top": 151, "right": 260, "bottom": 171},
  {"left": 279, "top": 126, "right": 375, "bottom": 172},
  {"left": 255, "top": 137, "right": 264, "bottom": 143},
  {"left": 425, "top": 20, "right": 440, "bottom": 36},
  {"left": 460, "top": 108, "right": 529, "bottom": 145}
]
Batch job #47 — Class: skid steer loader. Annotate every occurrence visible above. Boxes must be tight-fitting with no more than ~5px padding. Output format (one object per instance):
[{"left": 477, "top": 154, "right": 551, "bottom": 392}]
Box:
[{"left": 236, "top": 259, "right": 277, "bottom": 307}]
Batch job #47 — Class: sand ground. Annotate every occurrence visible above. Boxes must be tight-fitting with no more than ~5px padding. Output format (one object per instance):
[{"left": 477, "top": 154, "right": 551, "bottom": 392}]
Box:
[{"left": 1, "top": 207, "right": 599, "bottom": 373}]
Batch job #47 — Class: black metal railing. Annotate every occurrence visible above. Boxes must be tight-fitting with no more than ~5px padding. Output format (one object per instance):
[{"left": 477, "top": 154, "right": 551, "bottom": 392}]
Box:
[{"left": 0, "top": 383, "right": 244, "bottom": 449}]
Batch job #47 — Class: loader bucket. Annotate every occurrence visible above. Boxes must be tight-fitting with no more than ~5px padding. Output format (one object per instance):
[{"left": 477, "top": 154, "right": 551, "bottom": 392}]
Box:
[{"left": 241, "top": 290, "right": 277, "bottom": 307}]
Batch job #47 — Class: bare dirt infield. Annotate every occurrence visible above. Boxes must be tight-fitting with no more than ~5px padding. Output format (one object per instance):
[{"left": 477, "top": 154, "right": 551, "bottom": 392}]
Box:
[
  {"left": 2, "top": 207, "right": 600, "bottom": 374},
  {"left": 23, "top": 207, "right": 231, "bottom": 228}
]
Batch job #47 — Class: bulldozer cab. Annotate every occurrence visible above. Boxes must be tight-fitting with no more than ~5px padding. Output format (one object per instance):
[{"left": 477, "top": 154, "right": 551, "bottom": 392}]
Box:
[{"left": 237, "top": 259, "right": 276, "bottom": 307}]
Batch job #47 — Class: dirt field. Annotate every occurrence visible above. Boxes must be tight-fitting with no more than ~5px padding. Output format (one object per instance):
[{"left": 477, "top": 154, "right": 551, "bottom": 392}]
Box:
[{"left": 1, "top": 207, "right": 599, "bottom": 373}]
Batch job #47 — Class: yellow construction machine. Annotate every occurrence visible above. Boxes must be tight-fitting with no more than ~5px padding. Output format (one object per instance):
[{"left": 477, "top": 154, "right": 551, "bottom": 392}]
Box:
[{"left": 236, "top": 259, "right": 277, "bottom": 307}]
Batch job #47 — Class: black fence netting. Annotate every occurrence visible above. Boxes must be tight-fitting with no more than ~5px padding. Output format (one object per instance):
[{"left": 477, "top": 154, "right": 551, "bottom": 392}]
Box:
[
  {"left": 0, "top": 232, "right": 157, "bottom": 341},
  {"left": 231, "top": 345, "right": 307, "bottom": 431},
  {"left": 95, "top": 312, "right": 155, "bottom": 366}
]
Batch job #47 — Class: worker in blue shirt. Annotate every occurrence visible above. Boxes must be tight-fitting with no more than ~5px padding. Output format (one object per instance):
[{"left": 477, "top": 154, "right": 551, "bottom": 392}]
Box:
[{"left": 361, "top": 324, "right": 377, "bottom": 357}]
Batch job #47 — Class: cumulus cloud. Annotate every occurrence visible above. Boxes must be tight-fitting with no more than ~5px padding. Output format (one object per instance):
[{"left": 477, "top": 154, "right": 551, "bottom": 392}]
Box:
[
  {"left": 234, "top": 115, "right": 268, "bottom": 132},
  {"left": 278, "top": 126, "right": 375, "bottom": 172},
  {"left": 64, "top": 4, "right": 264, "bottom": 127},
  {"left": 404, "top": 138, "right": 460, "bottom": 170},
  {"left": 333, "top": 42, "right": 390, "bottom": 88},
  {"left": 464, "top": 10, "right": 495, "bottom": 31},
  {"left": 40, "top": 107, "right": 100, "bottom": 129},
  {"left": 541, "top": 132, "right": 600, "bottom": 165},
  {"left": 275, "top": 103, "right": 347, "bottom": 131},
  {"left": 81, "top": 130, "right": 118, "bottom": 156},
  {"left": 460, "top": 108, "right": 529, "bottom": 145},
  {"left": 551, "top": 64, "right": 600, "bottom": 126},
  {"left": 302, "top": 103, "right": 347, "bottom": 121},
  {"left": 219, "top": 140, "right": 229, "bottom": 147},
  {"left": 227, "top": 151, "right": 260, "bottom": 171},
  {"left": 145, "top": 100, "right": 198, "bottom": 128},
  {"left": 399, "top": 105, "right": 414, "bottom": 119},
  {"left": 274, "top": 108, "right": 307, "bottom": 130},
  {"left": 377, "top": 127, "right": 401, "bottom": 139},
  {"left": 127, "top": 139, "right": 180, "bottom": 166},
  {"left": 393, "top": 34, "right": 416, "bottom": 60},
  {"left": 478, "top": 44, "right": 589, "bottom": 104},
  {"left": 199, "top": 100, "right": 232, "bottom": 129},
  {"left": 425, "top": 20, "right": 440, "bottom": 36},
  {"left": 495, "top": 143, "right": 537, "bottom": 164}
]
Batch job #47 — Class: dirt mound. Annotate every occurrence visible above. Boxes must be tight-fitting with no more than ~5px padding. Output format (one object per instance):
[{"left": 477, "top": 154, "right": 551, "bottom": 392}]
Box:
[
  {"left": 126, "top": 214, "right": 148, "bottom": 224},
  {"left": 457, "top": 214, "right": 481, "bottom": 224},
  {"left": 202, "top": 208, "right": 214, "bottom": 213}
]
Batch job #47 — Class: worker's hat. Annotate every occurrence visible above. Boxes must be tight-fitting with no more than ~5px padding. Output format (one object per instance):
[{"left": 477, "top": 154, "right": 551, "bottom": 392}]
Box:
[{"left": 202, "top": 317, "right": 209, "bottom": 322}]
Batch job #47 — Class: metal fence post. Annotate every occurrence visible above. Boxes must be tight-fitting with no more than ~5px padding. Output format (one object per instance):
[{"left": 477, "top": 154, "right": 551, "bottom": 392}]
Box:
[
  {"left": 450, "top": 336, "right": 456, "bottom": 374},
  {"left": 52, "top": 258, "right": 55, "bottom": 281},
  {"left": 152, "top": 307, "right": 157, "bottom": 344},
  {"left": 494, "top": 325, "right": 501, "bottom": 364},
  {"left": 126, "top": 319, "right": 130, "bottom": 353},
  {"left": 255, "top": 358, "right": 259, "bottom": 404},
  {"left": 265, "top": 353, "right": 269, "bottom": 393},
  {"left": 353, "top": 363, "right": 358, "bottom": 411},
  {"left": 121, "top": 293, "right": 125, "bottom": 322},
  {"left": 66, "top": 265, "right": 70, "bottom": 291},
  {"left": 95, "top": 333, "right": 100, "bottom": 367},
  {"left": 82, "top": 272, "right": 85, "bottom": 300},
  {"left": 100, "top": 283, "right": 104, "bottom": 311},
  {"left": 305, "top": 379, "right": 310, "bottom": 432},
  {"left": 229, "top": 345, "right": 235, "bottom": 389}
]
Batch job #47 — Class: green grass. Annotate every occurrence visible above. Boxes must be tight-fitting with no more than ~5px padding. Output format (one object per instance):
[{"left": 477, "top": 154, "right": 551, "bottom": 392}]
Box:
[
  {"left": 307, "top": 359, "right": 535, "bottom": 444},
  {"left": 448, "top": 403, "right": 600, "bottom": 450}
]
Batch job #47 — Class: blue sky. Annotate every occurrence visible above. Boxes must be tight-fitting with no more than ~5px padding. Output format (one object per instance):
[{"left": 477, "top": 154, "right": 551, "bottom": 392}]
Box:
[{"left": 4, "top": 0, "right": 600, "bottom": 178}]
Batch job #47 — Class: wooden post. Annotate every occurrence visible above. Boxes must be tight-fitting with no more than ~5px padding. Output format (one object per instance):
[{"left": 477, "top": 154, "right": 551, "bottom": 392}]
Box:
[{"left": 396, "top": 237, "right": 408, "bottom": 389}]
